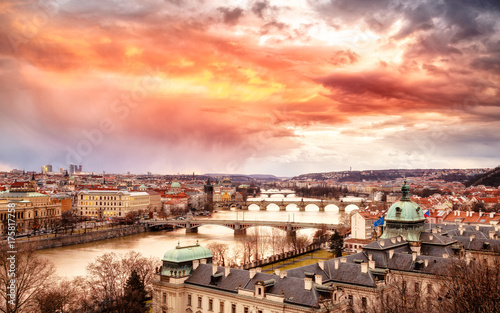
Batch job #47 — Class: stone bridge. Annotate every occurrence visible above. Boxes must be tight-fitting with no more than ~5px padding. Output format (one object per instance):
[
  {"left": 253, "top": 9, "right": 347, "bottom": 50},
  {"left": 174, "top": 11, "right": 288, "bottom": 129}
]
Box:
[
  {"left": 145, "top": 219, "right": 338, "bottom": 236},
  {"left": 213, "top": 199, "right": 363, "bottom": 212},
  {"left": 260, "top": 189, "right": 296, "bottom": 198}
]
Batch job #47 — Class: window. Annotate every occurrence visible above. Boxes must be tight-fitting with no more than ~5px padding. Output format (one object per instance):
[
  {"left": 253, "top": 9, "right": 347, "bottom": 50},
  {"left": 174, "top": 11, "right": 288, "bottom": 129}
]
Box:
[
  {"left": 244, "top": 307, "right": 249, "bottom": 313},
  {"left": 162, "top": 292, "right": 167, "bottom": 303},
  {"left": 415, "top": 282, "right": 420, "bottom": 292},
  {"left": 187, "top": 294, "right": 192, "bottom": 306},
  {"left": 220, "top": 301, "right": 224, "bottom": 313},
  {"left": 427, "top": 284, "right": 433, "bottom": 294},
  {"left": 348, "top": 295, "right": 353, "bottom": 305},
  {"left": 198, "top": 296, "right": 202, "bottom": 308},
  {"left": 231, "top": 303, "right": 236, "bottom": 313},
  {"left": 209, "top": 299, "right": 213, "bottom": 311},
  {"left": 362, "top": 297, "right": 367, "bottom": 308}
]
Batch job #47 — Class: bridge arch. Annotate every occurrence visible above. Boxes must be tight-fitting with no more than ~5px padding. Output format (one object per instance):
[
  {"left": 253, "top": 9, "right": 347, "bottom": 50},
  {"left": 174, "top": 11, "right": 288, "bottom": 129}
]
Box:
[
  {"left": 265, "top": 203, "right": 280, "bottom": 211},
  {"left": 324, "top": 204, "right": 340, "bottom": 213},
  {"left": 304, "top": 204, "right": 320, "bottom": 212},
  {"left": 345, "top": 204, "right": 360, "bottom": 213},
  {"left": 285, "top": 203, "right": 299, "bottom": 211},
  {"left": 248, "top": 204, "right": 260, "bottom": 211},
  {"left": 269, "top": 194, "right": 284, "bottom": 198}
]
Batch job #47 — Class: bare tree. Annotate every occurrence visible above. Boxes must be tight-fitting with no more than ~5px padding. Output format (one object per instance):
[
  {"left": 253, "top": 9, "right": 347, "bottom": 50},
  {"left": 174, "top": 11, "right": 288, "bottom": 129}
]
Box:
[
  {"left": 0, "top": 244, "right": 56, "bottom": 313},
  {"left": 83, "top": 251, "right": 160, "bottom": 312},
  {"left": 436, "top": 259, "right": 500, "bottom": 313},
  {"left": 34, "top": 279, "right": 82, "bottom": 313},
  {"left": 207, "top": 242, "right": 229, "bottom": 266}
]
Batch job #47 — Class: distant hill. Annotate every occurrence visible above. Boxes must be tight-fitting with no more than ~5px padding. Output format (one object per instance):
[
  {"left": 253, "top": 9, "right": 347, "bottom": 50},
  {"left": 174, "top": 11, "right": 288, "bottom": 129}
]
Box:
[
  {"left": 293, "top": 168, "right": 478, "bottom": 183},
  {"left": 465, "top": 167, "right": 500, "bottom": 187},
  {"left": 203, "top": 174, "right": 281, "bottom": 181}
]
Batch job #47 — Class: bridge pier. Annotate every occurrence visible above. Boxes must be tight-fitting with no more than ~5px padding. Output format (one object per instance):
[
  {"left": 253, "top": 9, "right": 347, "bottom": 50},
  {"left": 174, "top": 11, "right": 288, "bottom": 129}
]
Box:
[
  {"left": 286, "top": 224, "right": 296, "bottom": 238},
  {"left": 186, "top": 227, "right": 198, "bottom": 233},
  {"left": 234, "top": 229, "right": 246, "bottom": 235},
  {"left": 234, "top": 223, "right": 246, "bottom": 235}
]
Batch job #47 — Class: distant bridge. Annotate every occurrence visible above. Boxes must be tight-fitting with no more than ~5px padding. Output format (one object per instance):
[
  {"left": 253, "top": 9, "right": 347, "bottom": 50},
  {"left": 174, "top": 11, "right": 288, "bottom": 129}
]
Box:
[
  {"left": 213, "top": 199, "right": 363, "bottom": 212},
  {"left": 145, "top": 219, "right": 339, "bottom": 236},
  {"left": 260, "top": 189, "right": 296, "bottom": 198}
]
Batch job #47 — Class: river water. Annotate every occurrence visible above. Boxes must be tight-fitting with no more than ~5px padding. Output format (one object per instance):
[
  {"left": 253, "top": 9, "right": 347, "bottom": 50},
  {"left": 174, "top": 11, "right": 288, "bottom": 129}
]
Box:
[{"left": 38, "top": 196, "right": 349, "bottom": 279}]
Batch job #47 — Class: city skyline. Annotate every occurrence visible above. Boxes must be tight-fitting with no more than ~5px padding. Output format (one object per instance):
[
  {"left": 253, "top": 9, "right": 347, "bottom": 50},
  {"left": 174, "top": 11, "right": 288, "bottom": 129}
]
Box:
[{"left": 1, "top": 0, "right": 500, "bottom": 176}]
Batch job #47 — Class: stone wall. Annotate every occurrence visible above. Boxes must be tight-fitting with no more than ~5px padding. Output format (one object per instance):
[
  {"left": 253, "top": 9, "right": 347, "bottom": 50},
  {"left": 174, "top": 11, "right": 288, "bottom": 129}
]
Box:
[{"left": 19, "top": 225, "right": 147, "bottom": 250}]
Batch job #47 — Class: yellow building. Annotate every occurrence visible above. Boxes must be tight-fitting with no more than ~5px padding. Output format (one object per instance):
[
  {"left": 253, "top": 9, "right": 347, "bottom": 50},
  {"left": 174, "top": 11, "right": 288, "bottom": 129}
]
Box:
[
  {"left": 0, "top": 191, "right": 62, "bottom": 235},
  {"left": 77, "top": 190, "right": 156, "bottom": 219}
]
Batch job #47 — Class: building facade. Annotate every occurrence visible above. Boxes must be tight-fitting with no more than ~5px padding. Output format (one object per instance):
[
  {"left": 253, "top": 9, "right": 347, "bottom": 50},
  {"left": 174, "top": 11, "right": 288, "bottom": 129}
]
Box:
[{"left": 77, "top": 190, "right": 158, "bottom": 218}]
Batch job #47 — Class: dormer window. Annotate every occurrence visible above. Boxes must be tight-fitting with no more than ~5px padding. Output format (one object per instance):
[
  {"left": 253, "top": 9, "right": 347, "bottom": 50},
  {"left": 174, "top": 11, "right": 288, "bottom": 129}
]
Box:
[{"left": 395, "top": 207, "right": 401, "bottom": 216}]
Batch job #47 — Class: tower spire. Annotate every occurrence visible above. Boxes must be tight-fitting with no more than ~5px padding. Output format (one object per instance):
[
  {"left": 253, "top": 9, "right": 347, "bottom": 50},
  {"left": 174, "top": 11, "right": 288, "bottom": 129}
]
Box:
[{"left": 401, "top": 179, "right": 410, "bottom": 201}]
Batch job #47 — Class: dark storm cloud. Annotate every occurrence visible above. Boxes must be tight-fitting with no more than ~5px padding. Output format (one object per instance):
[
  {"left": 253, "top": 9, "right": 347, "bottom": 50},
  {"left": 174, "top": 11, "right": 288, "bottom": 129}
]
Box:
[
  {"left": 252, "top": 1, "right": 269, "bottom": 19},
  {"left": 218, "top": 7, "right": 244, "bottom": 25}
]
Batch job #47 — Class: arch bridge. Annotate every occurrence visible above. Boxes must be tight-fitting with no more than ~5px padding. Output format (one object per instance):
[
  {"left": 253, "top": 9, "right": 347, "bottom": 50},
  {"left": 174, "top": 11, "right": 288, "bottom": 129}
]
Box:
[
  {"left": 214, "top": 199, "right": 363, "bottom": 212},
  {"left": 145, "top": 219, "right": 338, "bottom": 237},
  {"left": 260, "top": 189, "right": 296, "bottom": 198}
]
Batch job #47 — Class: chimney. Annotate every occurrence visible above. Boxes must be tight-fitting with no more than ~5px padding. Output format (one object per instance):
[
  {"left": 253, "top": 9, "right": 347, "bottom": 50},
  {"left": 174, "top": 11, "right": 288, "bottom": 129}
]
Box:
[
  {"left": 460, "top": 229, "right": 464, "bottom": 235},
  {"left": 476, "top": 225, "right": 480, "bottom": 231},
  {"left": 390, "top": 238, "right": 396, "bottom": 244},
  {"left": 402, "top": 235, "right": 407, "bottom": 241},
  {"left": 193, "top": 260, "right": 200, "bottom": 270},
  {"left": 212, "top": 264, "right": 218, "bottom": 275},
  {"left": 479, "top": 212, "right": 483, "bottom": 217},
  {"left": 470, "top": 234, "right": 475, "bottom": 241},
  {"left": 304, "top": 277, "right": 313, "bottom": 290},
  {"left": 275, "top": 269, "right": 280, "bottom": 276},
  {"left": 424, "top": 259, "right": 429, "bottom": 267},
  {"left": 380, "top": 241, "right": 385, "bottom": 247},
  {"left": 200, "top": 259, "right": 207, "bottom": 264},
  {"left": 442, "top": 253, "right": 449, "bottom": 258},
  {"left": 314, "top": 274, "right": 322, "bottom": 285},
  {"left": 368, "top": 254, "right": 373, "bottom": 261},
  {"left": 280, "top": 271, "right": 287, "bottom": 279},
  {"left": 256, "top": 268, "right": 262, "bottom": 273},
  {"left": 361, "top": 263, "right": 368, "bottom": 273},
  {"left": 340, "top": 258, "right": 347, "bottom": 263},
  {"left": 490, "top": 212, "right": 495, "bottom": 218},
  {"left": 429, "top": 234, "right": 434, "bottom": 241},
  {"left": 412, "top": 252, "right": 417, "bottom": 261},
  {"left": 225, "top": 267, "right": 230, "bottom": 277},
  {"left": 318, "top": 260, "right": 325, "bottom": 270},
  {"left": 432, "top": 228, "right": 438, "bottom": 234},
  {"left": 334, "top": 259, "right": 339, "bottom": 269},
  {"left": 249, "top": 269, "right": 257, "bottom": 279},
  {"left": 489, "top": 231, "right": 496, "bottom": 239},
  {"left": 369, "top": 260, "right": 376, "bottom": 269},
  {"left": 388, "top": 250, "right": 394, "bottom": 259}
]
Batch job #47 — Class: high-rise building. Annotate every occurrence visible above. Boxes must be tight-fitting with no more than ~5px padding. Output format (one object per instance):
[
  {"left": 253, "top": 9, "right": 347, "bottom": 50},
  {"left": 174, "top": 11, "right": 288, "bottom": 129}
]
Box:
[
  {"left": 41, "top": 164, "right": 52, "bottom": 174},
  {"left": 76, "top": 165, "right": 82, "bottom": 173},
  {"left": 69, "top": 163, "right": 75, "bottom": 175}
]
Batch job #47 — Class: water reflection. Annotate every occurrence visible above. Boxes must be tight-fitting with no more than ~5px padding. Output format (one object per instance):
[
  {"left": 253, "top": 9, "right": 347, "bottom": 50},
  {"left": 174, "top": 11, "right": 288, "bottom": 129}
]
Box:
[{"left": 38, "top": 207, "right": 344, "bottom": 278}]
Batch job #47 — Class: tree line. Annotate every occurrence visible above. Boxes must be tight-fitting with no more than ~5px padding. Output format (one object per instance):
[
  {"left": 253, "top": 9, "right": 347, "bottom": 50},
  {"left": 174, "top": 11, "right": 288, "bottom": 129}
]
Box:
[{"left": 0, "top": 244, "right": 160, "bottom": 313}]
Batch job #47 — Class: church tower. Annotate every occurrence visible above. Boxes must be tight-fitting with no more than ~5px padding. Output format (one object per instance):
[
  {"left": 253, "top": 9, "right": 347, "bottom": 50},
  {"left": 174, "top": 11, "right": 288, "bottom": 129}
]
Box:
[{"left": 381, "top": 179, "right": 425, "bottom": 244}]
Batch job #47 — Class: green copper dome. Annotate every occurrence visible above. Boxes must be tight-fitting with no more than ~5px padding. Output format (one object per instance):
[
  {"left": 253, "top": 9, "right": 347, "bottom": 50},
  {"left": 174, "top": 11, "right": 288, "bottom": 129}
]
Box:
[
  {"left": 381, "top": 179, "right": 425, "bottom": 242},
  {"left": 162, "top": 241, "right": 212, "bottom": 263},
  {"left": 171, "top": 181, "right": 181, "bottom": 188}
]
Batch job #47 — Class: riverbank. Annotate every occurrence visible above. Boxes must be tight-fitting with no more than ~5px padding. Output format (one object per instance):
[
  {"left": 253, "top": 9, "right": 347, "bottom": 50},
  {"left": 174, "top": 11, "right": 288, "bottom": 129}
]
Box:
[
  {"left": 240, "top": 242, "right": 325, "bottom": 270},
  {"left": 17, "top": 224, "right": 147, "bottom": 250}
]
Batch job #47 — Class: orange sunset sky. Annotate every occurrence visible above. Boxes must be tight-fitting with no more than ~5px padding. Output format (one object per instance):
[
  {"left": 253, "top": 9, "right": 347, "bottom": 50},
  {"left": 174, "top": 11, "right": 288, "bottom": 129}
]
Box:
[{"left": 0, "top": 0, "right": 499, "bottom": 176}]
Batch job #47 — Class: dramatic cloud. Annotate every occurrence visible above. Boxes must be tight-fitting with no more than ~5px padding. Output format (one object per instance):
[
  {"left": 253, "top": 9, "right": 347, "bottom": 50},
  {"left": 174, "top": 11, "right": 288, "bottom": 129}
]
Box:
[{"left": 0, "top": 0, "right": 499, "bottom": 175}]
